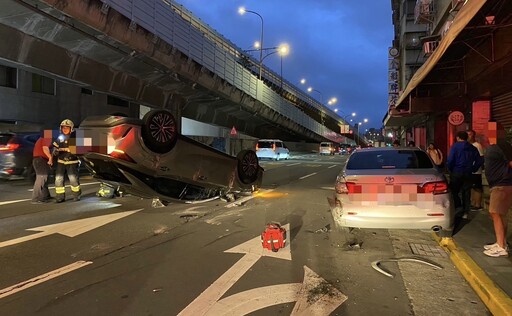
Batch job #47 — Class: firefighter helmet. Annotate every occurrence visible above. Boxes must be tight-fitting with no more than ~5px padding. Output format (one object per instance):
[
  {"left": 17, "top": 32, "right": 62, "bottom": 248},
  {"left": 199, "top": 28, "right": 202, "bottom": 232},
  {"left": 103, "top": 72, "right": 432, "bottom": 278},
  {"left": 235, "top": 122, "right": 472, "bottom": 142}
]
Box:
[{"left": 60, "top": 119, "right": 74, "bottom": 131}]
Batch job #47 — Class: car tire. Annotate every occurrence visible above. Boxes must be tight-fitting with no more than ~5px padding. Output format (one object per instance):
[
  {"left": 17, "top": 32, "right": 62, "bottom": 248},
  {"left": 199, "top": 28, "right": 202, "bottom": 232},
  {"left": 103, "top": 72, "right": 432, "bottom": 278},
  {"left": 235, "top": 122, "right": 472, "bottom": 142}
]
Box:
[
  {"left": 141, "top": 110, "right": 178, "bottom": 154},
  {"left": 237, "top": 150, "right": 259, "bottom": 184}
]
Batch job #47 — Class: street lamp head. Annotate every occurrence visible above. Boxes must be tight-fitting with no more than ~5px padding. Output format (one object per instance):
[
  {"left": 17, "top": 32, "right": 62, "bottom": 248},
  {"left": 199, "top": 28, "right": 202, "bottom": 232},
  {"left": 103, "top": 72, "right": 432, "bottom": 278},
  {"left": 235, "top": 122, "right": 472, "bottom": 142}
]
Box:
[
  {"left": 253, "top": 41, "right": 261, "bottom": 49},
  {"left": 238, "top": 7, "right": 247, "bottom": 15},
  {"left": 364, "top": 118, "right": 368, "bottom": 123},
  {"left": 307, "top": 87, "right": 313, "bottom": 93},
  {"left": 278, "top": 43, "right": 289, "bottom": 56},
  {"left": 334, "top": 108, "right": 338, "bottom": 112},
  {"left": 352, "top": 112, "right": 356, "bottom": 117},
  {"left": 300, "top": 78, "right": 306, "bottom": 85}
]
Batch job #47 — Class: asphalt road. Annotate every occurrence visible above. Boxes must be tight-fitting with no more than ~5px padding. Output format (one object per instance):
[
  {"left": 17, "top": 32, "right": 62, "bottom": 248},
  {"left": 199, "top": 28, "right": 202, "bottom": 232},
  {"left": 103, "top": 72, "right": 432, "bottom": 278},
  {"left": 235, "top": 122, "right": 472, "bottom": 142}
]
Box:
[{"left": 0, "top": 153, "right": 488, "bottom": 315}]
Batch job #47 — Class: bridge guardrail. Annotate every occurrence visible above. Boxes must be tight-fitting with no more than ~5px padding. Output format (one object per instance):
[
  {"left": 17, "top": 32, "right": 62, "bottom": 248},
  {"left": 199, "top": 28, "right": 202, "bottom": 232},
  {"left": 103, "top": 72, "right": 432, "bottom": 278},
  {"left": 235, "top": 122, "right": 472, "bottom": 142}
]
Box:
[{"left": 102, "top": 0, "right": 341, "bottom": 138}]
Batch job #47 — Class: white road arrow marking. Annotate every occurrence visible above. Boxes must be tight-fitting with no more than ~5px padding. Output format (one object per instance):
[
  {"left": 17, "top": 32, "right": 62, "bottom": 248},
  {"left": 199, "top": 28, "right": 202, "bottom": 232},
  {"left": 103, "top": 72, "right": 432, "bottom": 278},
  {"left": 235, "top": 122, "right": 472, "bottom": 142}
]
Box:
[
  {"left": 179, "top": 224, "right": 291, "bottom": 316},
  {"left": 0, "top": 210, "right": 141, "bottom": 248},
  {"left": 207, "top": 266, "right": 347, "bottom": 315},
  {"left": 291, "top": 266, "right": 347, "bottom": 315}
]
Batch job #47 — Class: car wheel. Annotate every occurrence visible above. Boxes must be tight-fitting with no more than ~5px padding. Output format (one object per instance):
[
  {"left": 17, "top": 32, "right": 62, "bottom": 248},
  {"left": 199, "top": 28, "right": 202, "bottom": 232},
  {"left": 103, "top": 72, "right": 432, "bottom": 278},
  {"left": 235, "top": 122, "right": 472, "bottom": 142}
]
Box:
[
  {"left": 141, "top": 110, "right": 178, "bottom": 154},
  {"left": 237, "top": 150, "right": 259, "bottom": 184}
]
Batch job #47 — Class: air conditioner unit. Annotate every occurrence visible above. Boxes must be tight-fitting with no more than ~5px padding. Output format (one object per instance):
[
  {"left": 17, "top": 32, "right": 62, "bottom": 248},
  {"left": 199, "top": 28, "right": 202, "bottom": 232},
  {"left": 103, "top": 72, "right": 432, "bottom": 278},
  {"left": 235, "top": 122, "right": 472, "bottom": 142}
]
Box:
[
  {"left": 423, "top": 41, "right": 439, "bottom": 56},
  {"left": 451, "top": 0, "right": 465, "bottom": 12}
]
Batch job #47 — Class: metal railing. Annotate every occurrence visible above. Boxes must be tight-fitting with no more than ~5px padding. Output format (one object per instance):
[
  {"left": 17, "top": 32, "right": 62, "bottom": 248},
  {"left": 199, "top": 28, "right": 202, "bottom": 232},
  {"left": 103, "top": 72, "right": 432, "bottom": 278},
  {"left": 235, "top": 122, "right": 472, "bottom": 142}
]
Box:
[{"left": 102, "top": 0, "right": 347, "bottom": 138}]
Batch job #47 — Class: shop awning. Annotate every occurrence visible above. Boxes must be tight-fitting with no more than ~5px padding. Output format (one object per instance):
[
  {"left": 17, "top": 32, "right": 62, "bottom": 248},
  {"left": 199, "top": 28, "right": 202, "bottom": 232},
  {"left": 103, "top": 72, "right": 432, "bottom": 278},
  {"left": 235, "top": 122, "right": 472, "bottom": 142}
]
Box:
[{"left": 385, "top": 0, "right": 487, "bottom": 126}]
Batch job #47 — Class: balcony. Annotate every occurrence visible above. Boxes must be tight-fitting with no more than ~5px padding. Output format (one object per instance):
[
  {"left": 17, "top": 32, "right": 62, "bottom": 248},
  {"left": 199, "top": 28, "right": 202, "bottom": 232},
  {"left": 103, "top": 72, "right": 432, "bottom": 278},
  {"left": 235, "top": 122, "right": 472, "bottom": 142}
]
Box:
[{"left": 414, "top": 0, "right": 435, "bottom": 24}]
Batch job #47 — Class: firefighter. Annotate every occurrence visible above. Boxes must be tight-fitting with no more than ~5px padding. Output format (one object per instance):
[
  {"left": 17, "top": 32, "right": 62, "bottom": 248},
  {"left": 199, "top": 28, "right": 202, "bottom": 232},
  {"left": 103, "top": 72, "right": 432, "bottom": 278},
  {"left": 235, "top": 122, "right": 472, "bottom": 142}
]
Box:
[{"left": 53, "top": 119, "right": 81, "bottom": 202}]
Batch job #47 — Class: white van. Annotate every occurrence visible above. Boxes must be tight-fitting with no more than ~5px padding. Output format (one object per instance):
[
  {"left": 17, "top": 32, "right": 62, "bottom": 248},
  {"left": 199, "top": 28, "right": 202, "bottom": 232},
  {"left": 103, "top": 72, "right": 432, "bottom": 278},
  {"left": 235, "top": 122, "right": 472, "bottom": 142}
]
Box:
[
  {"left": 319, "top": 142, "right": 335, "bottom": 155},
  {"left": 256, "top": 139, "right": 290, "bottom": 160}
]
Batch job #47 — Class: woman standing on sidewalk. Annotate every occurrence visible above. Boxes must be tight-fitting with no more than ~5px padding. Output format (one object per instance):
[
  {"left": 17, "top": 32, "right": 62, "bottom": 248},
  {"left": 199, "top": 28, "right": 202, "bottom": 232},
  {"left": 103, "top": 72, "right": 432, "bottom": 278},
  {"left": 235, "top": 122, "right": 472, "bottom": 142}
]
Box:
[
  {"left": 427, "top": 142, "right": 443, "bottom": 169},
  {"left": 483, "top": 127, "right": 512, "bottom": 257}
]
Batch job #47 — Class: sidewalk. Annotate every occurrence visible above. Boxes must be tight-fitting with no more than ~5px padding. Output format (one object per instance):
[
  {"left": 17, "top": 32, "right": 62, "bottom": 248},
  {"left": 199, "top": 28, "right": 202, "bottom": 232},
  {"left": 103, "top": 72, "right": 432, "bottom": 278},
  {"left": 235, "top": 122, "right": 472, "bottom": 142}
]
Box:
[{"left": 435, "top": 183, "right": 512, "bottom": 315}]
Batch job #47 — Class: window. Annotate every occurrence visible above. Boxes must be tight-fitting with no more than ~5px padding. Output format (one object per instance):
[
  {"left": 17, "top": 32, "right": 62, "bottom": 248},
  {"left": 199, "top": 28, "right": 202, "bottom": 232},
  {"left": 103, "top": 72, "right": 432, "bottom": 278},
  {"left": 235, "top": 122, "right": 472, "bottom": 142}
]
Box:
[
  {"left": 347, "top": 150, "right": 433, "bottom": 169},
  {"left": 81, "top": 88, "right": 93, "bottom": 95},
  {"left": 0, "top": 65, "right": 17, "bottom": 88},
  {"left": 107, "top": 95, "right": 129, "bottom": 107},
  {"left": 32, "top": 73, "right": 55, "bottom": 95},
  {"left": 257, "top": 141, "right": 273, "bottom": 148}
]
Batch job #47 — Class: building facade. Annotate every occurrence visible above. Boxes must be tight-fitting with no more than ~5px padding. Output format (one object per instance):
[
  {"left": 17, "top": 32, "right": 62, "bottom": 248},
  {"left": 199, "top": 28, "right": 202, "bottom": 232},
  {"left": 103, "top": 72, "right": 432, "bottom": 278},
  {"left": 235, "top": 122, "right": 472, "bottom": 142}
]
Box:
[{"left": 385, "top": 0, "right": 512, "bottom": 154}]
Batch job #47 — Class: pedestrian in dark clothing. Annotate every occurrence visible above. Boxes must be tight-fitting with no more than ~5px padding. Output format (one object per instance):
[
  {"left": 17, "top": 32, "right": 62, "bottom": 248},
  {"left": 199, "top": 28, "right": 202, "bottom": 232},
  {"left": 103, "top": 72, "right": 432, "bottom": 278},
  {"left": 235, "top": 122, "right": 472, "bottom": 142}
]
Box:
[
  {"left": 31, "top": 130, "right": 53, "bottom": 204},
  {"left": 447, "top": 131, "right": 483, "bottom": 219},
  {"left": 483, "top": 128, "right": 512, "bottom": 257}
]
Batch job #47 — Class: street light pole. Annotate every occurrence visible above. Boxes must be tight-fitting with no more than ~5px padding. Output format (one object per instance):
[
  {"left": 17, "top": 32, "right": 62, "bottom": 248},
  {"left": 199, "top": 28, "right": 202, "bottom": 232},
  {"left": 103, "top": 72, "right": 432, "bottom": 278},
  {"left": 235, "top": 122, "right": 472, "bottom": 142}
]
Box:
[
  {"left": 280, "top": 54, "right": 283, "bottom": 89},
  {"left": 307, "top": 87, "right": 323, "bottom": 103},
  {"left": 239, "top": 8, "right": 264, "bottom": 80},
  {"left": 246, "top": 44, "right": 289, "bottom": 88}
]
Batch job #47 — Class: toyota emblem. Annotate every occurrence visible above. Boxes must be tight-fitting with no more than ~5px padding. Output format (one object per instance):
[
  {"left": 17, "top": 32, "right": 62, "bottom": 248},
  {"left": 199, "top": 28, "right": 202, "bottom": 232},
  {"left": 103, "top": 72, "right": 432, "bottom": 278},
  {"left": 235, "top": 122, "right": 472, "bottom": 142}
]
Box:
[{"left": 385, "top": 177, "right": 394, "bottom": 184}]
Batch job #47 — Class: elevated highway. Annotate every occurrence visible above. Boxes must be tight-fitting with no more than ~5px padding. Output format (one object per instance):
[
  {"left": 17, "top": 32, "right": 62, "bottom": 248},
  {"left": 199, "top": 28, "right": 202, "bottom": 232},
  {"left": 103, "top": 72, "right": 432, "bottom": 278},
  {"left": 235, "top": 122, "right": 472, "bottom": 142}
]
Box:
[{"left": 0, "top": 0, "right": 362, "bottom": 144}]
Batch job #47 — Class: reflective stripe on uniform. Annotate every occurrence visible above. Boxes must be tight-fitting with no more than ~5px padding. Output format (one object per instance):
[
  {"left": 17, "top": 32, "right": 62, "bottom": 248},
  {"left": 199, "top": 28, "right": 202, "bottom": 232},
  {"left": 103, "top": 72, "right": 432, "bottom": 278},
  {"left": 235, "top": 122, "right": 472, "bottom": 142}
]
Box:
[
  {"left": 57, "top": 159, "right": 79, "bottom": 164},
  {"left": 55, "top": 187, "right": 66, "bottom": 194},
  {"left": 71, "top": 185, "right": 80, "bottom": 193}
]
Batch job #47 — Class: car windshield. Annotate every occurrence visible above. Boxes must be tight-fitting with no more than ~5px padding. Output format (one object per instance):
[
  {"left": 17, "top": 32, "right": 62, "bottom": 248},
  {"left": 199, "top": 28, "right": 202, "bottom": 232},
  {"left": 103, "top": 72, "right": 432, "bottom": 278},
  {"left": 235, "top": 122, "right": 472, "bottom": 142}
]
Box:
[
  {"left": 320, "top": 143, "right": 330, "bottom": 147},
  {"left": 258, "top": 141, "right": 273, "bottom": 148},
  {"left": 346, "top": 150, "right": 433, "bottom": 169}
]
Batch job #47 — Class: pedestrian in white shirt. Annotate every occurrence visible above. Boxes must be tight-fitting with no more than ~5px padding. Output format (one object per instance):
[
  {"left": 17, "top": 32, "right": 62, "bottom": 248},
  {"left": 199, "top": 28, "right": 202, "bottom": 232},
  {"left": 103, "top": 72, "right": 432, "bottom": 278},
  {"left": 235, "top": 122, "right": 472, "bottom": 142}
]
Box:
[{"left": 467, "top": 129, "right": 484, "bottom": 211}]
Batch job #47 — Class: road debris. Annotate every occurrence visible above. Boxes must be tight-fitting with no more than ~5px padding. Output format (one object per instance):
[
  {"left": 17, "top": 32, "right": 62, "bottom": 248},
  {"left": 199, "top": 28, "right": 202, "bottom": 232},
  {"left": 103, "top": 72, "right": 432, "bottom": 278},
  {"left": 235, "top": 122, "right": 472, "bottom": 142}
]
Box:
[{"left": 371, "top": 256, "right": 443, "bottom": 278}]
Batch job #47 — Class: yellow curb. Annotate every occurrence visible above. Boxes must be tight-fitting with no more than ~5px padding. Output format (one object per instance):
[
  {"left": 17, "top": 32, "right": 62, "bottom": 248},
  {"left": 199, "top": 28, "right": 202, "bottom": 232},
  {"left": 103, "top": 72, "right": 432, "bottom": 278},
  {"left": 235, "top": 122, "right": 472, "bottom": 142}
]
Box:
[{"left": 433, "top": 234, "right": 512, "bottom": 316}]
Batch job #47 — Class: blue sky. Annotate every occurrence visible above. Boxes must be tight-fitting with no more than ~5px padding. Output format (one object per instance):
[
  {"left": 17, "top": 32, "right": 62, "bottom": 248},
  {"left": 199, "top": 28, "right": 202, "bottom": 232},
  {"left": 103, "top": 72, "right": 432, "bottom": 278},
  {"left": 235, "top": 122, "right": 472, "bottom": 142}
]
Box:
[{"left": 175, "top": 0, "right": 393, "bottom": 130}]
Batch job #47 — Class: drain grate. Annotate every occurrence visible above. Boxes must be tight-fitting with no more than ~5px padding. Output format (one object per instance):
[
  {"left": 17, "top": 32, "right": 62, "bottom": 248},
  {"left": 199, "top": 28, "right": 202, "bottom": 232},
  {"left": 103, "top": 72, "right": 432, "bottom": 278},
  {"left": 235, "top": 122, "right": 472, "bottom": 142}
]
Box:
[{"left": 408, "top": 243, "right": 447, "bottom": 258}]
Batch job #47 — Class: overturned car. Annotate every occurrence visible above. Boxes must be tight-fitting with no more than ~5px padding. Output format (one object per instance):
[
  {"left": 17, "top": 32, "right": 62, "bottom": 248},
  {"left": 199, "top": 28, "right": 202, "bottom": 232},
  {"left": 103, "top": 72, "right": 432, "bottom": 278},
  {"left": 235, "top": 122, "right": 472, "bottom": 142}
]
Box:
[{"left": 77, "top": 110, "right": 263, "bottom": 204}]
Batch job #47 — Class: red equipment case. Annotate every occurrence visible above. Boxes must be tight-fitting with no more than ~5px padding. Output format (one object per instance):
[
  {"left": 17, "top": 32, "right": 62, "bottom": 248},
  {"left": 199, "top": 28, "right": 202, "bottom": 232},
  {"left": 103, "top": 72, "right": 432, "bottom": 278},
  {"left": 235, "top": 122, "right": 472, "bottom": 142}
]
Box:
[{"left": 261, "top": 222, "right": 287, "bottom": 252}]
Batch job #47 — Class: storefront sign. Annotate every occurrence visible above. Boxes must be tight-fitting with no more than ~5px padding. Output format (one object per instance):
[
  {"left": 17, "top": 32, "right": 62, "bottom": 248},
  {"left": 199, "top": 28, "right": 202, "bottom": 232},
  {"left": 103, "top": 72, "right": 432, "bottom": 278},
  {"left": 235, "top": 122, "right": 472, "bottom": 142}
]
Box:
[{"left": 448, "top": 111, "right": 464, "bottom": 126}]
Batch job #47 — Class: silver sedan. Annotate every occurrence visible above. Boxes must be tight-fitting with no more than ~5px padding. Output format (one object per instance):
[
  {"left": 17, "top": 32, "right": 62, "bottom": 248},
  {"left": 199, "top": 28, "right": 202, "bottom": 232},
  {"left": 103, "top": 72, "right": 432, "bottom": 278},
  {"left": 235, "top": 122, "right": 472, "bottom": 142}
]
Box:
[{"left": 329, "top": 147, "right": 454, "bottom": 234}]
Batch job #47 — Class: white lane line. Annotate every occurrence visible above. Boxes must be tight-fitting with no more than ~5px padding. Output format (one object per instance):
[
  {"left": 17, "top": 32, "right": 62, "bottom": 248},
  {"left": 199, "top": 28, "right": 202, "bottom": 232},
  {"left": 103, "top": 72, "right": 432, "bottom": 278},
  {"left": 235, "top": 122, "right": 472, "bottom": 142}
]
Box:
[
  {"left": 0, "top": 260, "right": 93, "bottom": 299},
  {"left": 0, "top": 199, "right": 31, "bottom": 206},
  {"left": 299, "top": 172, "right": 317, "bottom": 180},
  {"left": 287, "top": 163, "right": 301, "bottom": 167},
  {"left": 328, "top": 165, "right": 337, "bottom": 169},
  {"left": 28, "top": 182, "right": 101, "bottom": 192}
]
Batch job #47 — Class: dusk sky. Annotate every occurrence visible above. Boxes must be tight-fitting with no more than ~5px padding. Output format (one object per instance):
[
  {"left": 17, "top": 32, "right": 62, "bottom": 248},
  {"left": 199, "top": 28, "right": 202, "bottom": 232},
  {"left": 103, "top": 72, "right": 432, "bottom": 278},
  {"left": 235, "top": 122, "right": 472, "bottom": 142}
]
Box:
[{"left": 176, "top": 0, "right": 394, "bottom": 130}]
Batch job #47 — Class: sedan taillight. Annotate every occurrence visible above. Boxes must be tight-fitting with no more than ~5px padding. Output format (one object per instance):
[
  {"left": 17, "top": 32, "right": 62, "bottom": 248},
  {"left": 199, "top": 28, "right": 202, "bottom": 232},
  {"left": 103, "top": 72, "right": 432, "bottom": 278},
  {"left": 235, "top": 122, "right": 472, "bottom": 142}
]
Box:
[
  {"left": 417, "top": 181, "right": 449, "bottom": 194},
  {"left": 335, "top": 182, "right": 361, "bottom": 194},
  {"left": 0, "top": 141, "right": 20, "bottom": 152}
]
